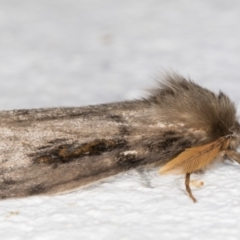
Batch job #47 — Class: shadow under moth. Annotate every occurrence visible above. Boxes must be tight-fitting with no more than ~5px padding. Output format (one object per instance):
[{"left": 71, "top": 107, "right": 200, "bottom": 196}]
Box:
[{"left": 0, "top": 73, "right": 240, "bottom": 203}]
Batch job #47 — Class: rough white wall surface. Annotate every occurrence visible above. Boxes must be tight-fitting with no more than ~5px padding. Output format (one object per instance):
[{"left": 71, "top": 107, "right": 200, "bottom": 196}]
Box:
[{"left": 0, "top": 1, "right": 240, "bottom": 239}]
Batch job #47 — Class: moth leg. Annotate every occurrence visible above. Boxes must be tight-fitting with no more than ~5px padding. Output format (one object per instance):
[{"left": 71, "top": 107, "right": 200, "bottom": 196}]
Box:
[
  {"left": 190, "top": 179, "right": 204, "bottom": 188},
  {"left": 185, "top": 173, "right": 197, "bottom": 203},
  {"left": 189, "top": 170, "right": 204, "bottom": 188},
  {"left": 225, "top": 150, "right": 240, "bottom": 164},
  {"left": 136, "top": 167, "right": 153, "bottom": 188}
]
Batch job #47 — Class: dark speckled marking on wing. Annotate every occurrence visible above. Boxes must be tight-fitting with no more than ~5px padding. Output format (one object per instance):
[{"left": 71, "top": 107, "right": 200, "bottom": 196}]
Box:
[
  {"left": 28, "top": 184, "right": 46, "bottom": 195},
  {"left": 32, "top": 138, "right": 128, "bottom": 165}
]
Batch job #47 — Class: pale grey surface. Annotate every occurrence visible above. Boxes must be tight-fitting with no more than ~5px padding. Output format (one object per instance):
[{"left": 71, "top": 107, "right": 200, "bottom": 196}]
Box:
[{"left": 0, "top": 1, "right": 240, "bottom": 240}]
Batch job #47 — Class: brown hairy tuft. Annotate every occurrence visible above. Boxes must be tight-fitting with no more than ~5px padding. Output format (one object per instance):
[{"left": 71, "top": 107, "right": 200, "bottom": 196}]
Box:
[{"left": 148, "top": 73, "right": 239, "bottom": 139}]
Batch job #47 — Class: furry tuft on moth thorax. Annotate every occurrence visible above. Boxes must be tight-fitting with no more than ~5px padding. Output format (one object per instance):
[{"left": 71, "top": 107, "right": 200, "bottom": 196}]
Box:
[{"left": 149, "top": 74, "right": 239, "bottom": 139}]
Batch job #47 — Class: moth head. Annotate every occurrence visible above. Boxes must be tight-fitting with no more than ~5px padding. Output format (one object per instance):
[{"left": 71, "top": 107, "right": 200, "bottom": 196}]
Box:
[{"left": 228, "top": 121, "right": 240, "bottom": 149}]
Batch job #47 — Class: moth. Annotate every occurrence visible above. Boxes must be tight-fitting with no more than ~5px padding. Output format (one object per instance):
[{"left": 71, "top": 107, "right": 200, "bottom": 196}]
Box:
[{"left": 0, "top": 73, "right": 239, "bottom": 202}]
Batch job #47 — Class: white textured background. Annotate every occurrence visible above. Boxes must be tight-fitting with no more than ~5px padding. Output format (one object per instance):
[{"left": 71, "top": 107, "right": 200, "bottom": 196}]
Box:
[{"left": 0, "top": 1, "right": 240, "bottom": 240}]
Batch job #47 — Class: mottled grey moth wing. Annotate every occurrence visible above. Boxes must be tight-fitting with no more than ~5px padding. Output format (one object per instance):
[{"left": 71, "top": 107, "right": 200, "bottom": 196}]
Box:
[{"left": 0, "top": 100, "right": 198, "bottom": 199}]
